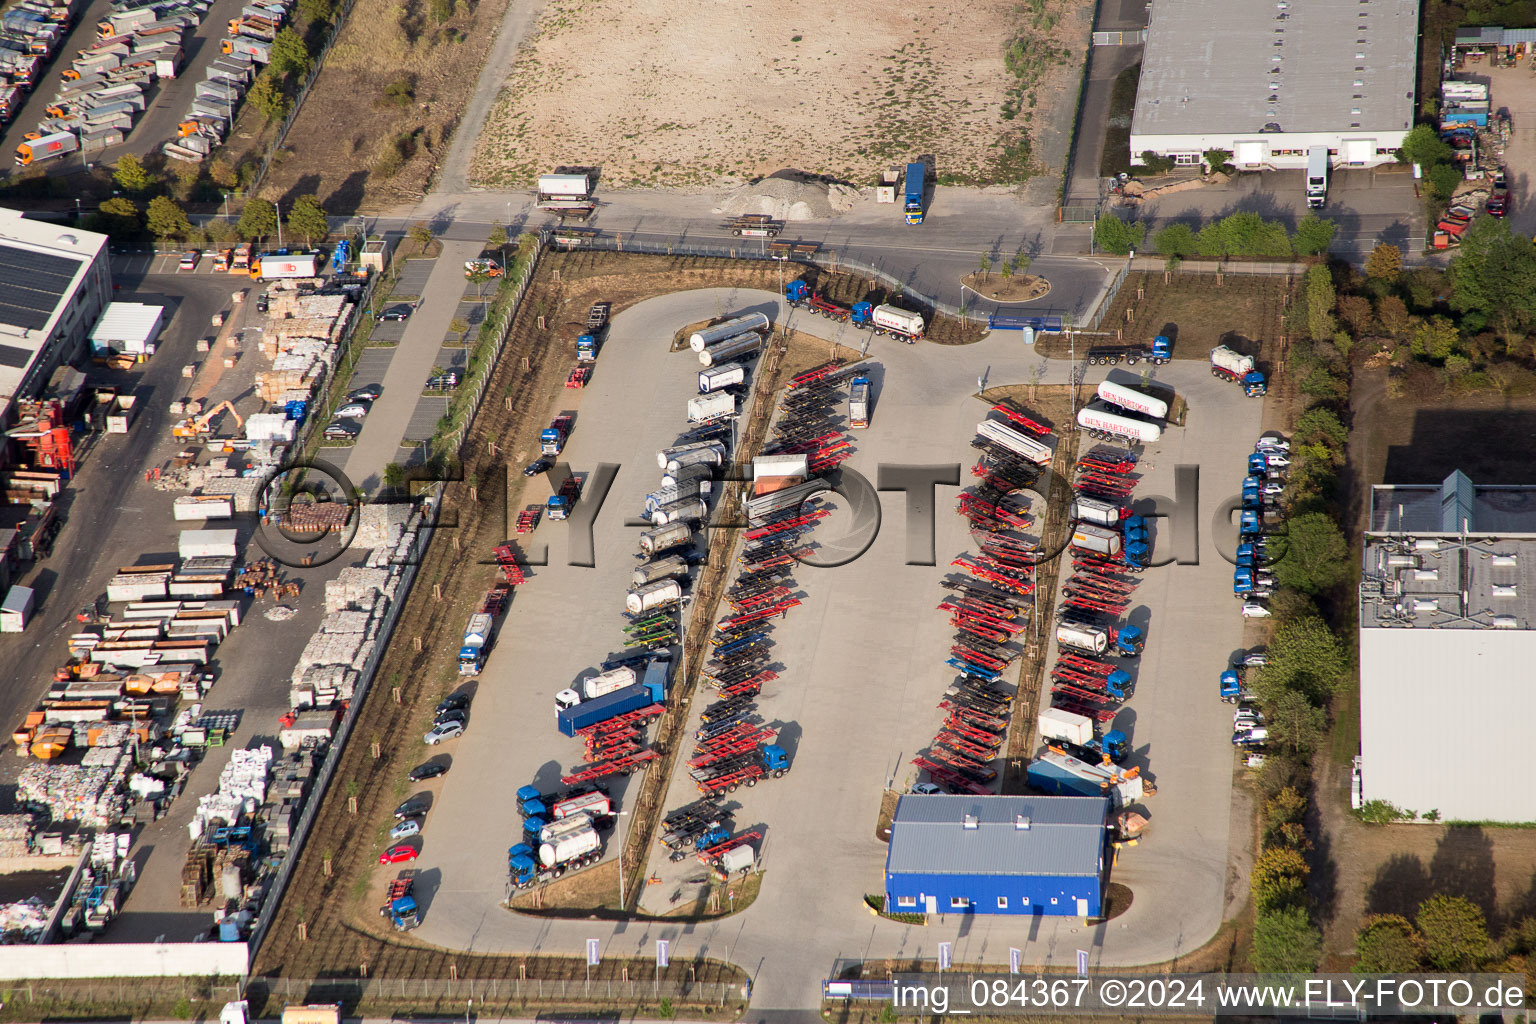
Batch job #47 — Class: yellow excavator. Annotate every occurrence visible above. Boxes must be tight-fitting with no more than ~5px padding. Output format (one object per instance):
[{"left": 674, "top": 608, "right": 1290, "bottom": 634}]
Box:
[{"left": 173, "top": 399, "right": 244, "bottom": 438}]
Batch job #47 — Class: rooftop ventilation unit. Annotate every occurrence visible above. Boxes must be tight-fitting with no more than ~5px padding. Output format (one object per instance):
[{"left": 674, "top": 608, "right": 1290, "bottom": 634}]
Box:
[
  {"left": 1494, "top": 616, "right": 1518, "bottom": 629},
  {"left": 1493, "top": 584, "right": 1518, "bottom": 597},
  {"left": 962, "top": 813, "right": 978, "bottom": 830},
  {"left": 1492, "top": 554, "right": 1518, "bottom": 567}
]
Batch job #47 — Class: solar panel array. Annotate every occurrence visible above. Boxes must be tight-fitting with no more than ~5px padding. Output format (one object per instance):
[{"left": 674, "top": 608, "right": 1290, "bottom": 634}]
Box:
[{"left": 0, "top": 243, "right": 82, "bottom": 332}]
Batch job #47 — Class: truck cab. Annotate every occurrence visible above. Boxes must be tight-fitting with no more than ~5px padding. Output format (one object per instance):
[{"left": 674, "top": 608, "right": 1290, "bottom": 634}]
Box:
[
  {"left": 576, "top": 333, "right": 597, "bottom": 362},
  {"left": 1113, "top": 623, "right": 1144, "bottom": 657},
  {"left": 547, "top": 476, "right": 581, "bottom": 520},
  {"left": 1305, "top": 146, "right": 1328, "bottom": 209},
  {"left": 540, "top": 415, "right": 572, "bottom": 455},
  {"left": 1149, "top": 335, "right": 1172, "bottom": 361}
]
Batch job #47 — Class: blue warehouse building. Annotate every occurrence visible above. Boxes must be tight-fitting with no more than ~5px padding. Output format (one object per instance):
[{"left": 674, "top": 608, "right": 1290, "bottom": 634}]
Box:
[{"left": 884, "top": 794, "right": 1109, "bottom": 917}]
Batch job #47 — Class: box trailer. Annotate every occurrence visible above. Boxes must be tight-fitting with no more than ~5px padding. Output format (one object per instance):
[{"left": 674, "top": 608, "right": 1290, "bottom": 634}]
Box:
[{"left": 0, "top": 586, "right": 35, "bottom": 633}]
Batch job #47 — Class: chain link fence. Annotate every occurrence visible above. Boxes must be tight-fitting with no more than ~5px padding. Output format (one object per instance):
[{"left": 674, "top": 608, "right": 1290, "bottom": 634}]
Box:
[
  {"left": 244, "top": 493, "right": 442, "bottom": 958},
  {"left": 249, "top": 974, "right": 746, "bottom": 1009}
]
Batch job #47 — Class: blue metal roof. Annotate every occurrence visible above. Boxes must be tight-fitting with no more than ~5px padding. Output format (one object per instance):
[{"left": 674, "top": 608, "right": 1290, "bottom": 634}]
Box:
[
  {"left": 884, "top": 795, "right": 1108, "bottom": 878},
  {"left": 1454, "top": 25, "right": 1536, "bottom": 46}
]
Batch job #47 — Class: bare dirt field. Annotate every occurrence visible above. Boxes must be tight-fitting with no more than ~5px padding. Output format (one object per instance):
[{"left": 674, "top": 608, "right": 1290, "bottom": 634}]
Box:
[
  {"left": 471, "top": 0, "right": 1092, "bottom": 188},
  {"left": 254, "top": 0, "right": 510, "bottom": 211}
]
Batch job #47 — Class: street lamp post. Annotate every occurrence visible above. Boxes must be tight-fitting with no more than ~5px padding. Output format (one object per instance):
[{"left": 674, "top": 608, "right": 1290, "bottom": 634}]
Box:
[{"left": 615, "top": 809, "right": 631, "bottom": 910}]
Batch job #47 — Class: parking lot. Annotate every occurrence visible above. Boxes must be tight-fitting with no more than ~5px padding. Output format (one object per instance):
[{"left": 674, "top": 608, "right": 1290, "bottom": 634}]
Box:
[{"left": 392, "top": 287, "right": 1264, "bottom": 1008}]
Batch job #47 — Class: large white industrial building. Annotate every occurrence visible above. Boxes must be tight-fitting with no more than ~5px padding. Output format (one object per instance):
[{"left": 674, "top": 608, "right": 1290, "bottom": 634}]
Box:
[
  {"left": 0, "top": 208, "right": 111, "bottom": 422},
  {"left": 1129, "top": 0, "right": 1419, "bottom": 171},
  {"left": 1359, "top": 471, "right": 1536, "bottom": 822}
]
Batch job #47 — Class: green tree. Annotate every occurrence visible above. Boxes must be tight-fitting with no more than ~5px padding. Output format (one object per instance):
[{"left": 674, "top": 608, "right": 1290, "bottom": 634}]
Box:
[
  {"left": 409, "top": 223, "right": 433, "bottom": 248},
  {"left": 1400, "top": 124, "right": 1453, "bottom": 171},
  {"left": 247, "top": 69, "right": 290, "bottom": 121},
  {"left": 1293, "top": 215, "right": 1336, "bottom": 258},
  {"left": 1251, "top": 907, "right": 1322, "bottom": 973},
  {"left": 1299, "top": 366, "right": 1348, "bottom": 403},
  {"left": 1263, "top": 687, "right": 1328, "bottom": 754},
  {"left": 1203, "top": 148, "right": 1234, "bottom": 174},
  {"left": 1153, "top": 223, "right": 1196, "bottom": 257},
  {"left": 1258, "top": 615, "right": 1349, "bottom": 704},
  {"left": 487, "top": 221, "right": 508, "bottom": 248},
  {"left": 1416, "top": 895, "right": 1489, "bottom": 971},
  {"left": 1093, "top": 214, "right": 1144, "bottom": 255},
  {"left": 1305, "top": 264, "right": 1336, "bottom": 342},
  {"left": 95, "top": 196, "right": 141, "bottom": 237},
  {"left": 1294, "top": 406, "right": 1347, "bottom": 455},
  {"left": 448, "top": 316, "right": 469, "bottom": 344},
  {"left": 1427, "top": 162, "right": 1461, "bottom": 202},
  {"left": 1449, "top": 215, "right": 1536, "bottom": 335},
  {"left": 1010, "top": 251, "right": 1030, "bottom": 275},
  {"left": 1411, "top": 315, "right": 1460, "bottom": 361},
  {"left": 1354, "top": 915, "right": 1424, "bottom": 973},
  {"left": 1375, "top": 294, "right": 1410, "bottom": 339},
  {"left": 113, "top": 153, "right": 152, "bottom": 194},
  {"left": 1251, "top": 846, "right": 1309, "bottom": 913},
  {"left": 270, "top": 27, "right": 312, "bottom": 78},
  {"left": 999, "top": 261, "right": 1013, "bottom": 282},
  {"left": 1257, "top": 220, "right": 1294, "bottom": 259},
  {"left": 1365, "top": 243, "right": 1402, "bottom": 280},
  {"left": 1272, "top": 512, "right": 1350, "bottom": 595},
  {"left": 297, "top": 0, "right": 336, "bottom": 23},
  {"left": 286, "top": 194, "right": 329, "bottom": 246},
  {"left": 145, "top": 195, "right": 192, "bottom": 241},
  {"left": 977, "top": 253, "right": 992, "bottom": 281},
  {"left": 237, "top": 197, "right": 278, "bottom": 241}
]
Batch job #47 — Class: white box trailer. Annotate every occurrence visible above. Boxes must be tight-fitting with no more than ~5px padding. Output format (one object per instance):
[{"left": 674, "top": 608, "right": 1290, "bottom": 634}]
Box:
[
  {"left": 975, "top": 418, "right": 1051, "bottom": 464},
  {"left": 179, "top": 528, "right": 238, "bottom": 559},
  {"left": 0, "top": 586, "right": 35, "bottom": 633},
  {"left": 1096, "top": 379, "right": 1167, "bottom": 420},
  {"left": 1076, "top": 402, "right": 1162, "bottom": 444},
  {"left": 697, "top": 362, "right": 745, "bottom": 393},
  {"left": 686, "top": 391, "right": 735, "bottom": 423},
  {"left": 537, "top": 173, "right": 591, "bottom": 199}
]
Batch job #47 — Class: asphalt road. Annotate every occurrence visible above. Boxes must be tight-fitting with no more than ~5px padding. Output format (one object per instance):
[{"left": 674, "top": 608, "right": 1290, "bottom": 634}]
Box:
[
  {"left": 0, "top": 0, "right": 259, "bottom": 174},
  {"left": 407, "top": 287, "right": 1262, "bottom": 1011}
]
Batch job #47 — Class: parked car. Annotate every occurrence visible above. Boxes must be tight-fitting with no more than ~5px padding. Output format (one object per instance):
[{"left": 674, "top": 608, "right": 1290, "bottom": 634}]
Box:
[
  {"left": 179, "top": 250, "right": 200, "bottom": 270},
  {"left": 523, "top": 457, "right": 552, "bottom": 477},
  {"left": 1489, "top": 171, "right": 1509, "bottom": 217},
  {"left": 335, "top": 401, "right": 372, "bottom": 419},
  {"left": 1262, "top": 482, "right": 1285, "bottom": 496},
  {"left": 436, "top": 694, "right": 470, "bottom": 715},
  {"left": 1241, "top": 651, "right": 1268, "bottom": 667},
  {"left": 409, "top": 761, "right": 449, "bottom": 782},
  {"left": 379, "top": 844, "right": 419, "bottom": 865},
  {"left": 1261, "top": 454, "right": 1290, "bottom": 469},
  {"left": 256, "top": 292, "right": 270, "bottom": 313},
  {"left": 390, "top": 818, "right": 422, "bottom": 841},
  {"left": 394, "top": 798, "right": 428, "bottom": 820},
  {"left": 347, "top": 384, "right": 383, "bottom": 402},
  {"left": 433, "top": 708, "right": 468, "bottom": 727},
  {"left": 426, "top": 372, "right": 460, "bottom": 391},
  {"left": 424, "top": 720, "right": 465, "bottom": 745},
  {"left": 1240, "top": 602, "right": 1272, "bottom": 619},
  {"left": 323, "top": 420, "right": 362, "bottom": 440},
  {"left": 1255, "top": 437, "right": 1290, "bottom": 452},
  {"left": 377, "top": 305, "right": 412, "bottom": 322},
  {"left": 911, "top": 782, "right": 943, "bottom": 796}
]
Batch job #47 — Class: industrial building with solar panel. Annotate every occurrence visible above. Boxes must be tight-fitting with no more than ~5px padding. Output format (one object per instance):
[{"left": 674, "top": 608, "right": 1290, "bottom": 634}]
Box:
[{"left": 0, "top": 208, "right": 110, "bottom": 421}]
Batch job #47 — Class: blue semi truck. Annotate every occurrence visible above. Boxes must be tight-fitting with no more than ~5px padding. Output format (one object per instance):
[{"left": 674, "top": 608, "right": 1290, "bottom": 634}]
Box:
[
  {"left": 555, "top": 655, "right": 669, "bottom": 736},
  {"left": 904, "top": 162, "right": 925, "bottom": 224}
]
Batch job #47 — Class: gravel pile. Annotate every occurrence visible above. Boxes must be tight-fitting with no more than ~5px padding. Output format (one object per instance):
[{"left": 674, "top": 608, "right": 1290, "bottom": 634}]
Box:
[{"left": 716, "top": 172, "right": 861, "bottom": 221}]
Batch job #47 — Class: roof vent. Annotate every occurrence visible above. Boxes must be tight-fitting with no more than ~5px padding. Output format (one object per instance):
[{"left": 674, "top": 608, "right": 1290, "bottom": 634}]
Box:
[
  {"left": 55, "top": 233, "right": 78, "bottom": 246},
  {"left": 1412, "top": 598, "right": 1440, "bottom": 613},
  {"left": 962, "top": 813, "right": 979, "bottom": 830},
  {"left": 1413, "top": 569, "right": 1439, "bottom": 581},
  {"left": 1493, "top": 584, "right": 1518, "bottom": 597},
  {"left": 1494, "top": 616, "right": 1519, "bottom": 629},
  {"left": 1015, "top": 815, "right": 1031, "bottom": 830},
  {"left": 1492, "top": 554, "right": 1517, "bottom": 567}
]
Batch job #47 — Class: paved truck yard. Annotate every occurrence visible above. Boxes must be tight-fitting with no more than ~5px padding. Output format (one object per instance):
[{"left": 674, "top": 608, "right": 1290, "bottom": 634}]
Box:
[{"left": 395, "top": 285, "right": 1263, "bottom": 1008}]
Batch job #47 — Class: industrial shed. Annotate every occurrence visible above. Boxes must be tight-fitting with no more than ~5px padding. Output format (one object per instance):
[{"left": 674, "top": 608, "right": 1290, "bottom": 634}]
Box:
[
  {"left": 1129, "top": 0, "right": 1418, "bottom": 171},
  {"left": 884, "top": 794, "right": 1108, "bottom": 917},
  {"left": 89, "top": 302, "right": 164, "bottom": 356},
  {"left": 1359, "top": 471, "right": 1536, "bottom": 822}
]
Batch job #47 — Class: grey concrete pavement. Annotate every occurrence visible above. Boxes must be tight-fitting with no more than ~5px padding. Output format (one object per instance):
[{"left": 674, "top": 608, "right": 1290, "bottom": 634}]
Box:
[
  {"left": 1124, "top": 165, "right": 1426, "bottom": 259},
  {"left": 398, "top": 189, "right": 1112, "bottom": 322},
  {"left": 406, "top": 288, "right": 1261, "bottom": 1010},
  {"left": 340, "top": 242, "right": 478, "bottom": 491},
  {"left": 432, "top": 0, "right": 550, "bottom": 194},
  {"left": 1470, "top": 65, "right": 1536, "bottom": 241},
  {"left": 1065, "top": 44, "right": 1143, "bottom": 204}
]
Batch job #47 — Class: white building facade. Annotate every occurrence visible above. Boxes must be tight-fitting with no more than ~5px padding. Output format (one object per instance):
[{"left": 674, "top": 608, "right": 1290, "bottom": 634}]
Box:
[{"left": 1130, "top": 0, "right": 1419, "bottom": 171}]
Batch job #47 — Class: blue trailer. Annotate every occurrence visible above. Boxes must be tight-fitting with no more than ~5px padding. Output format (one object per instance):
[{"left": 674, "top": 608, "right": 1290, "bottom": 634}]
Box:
[
  {"left": 904, "top": 162, "right": 925, "bottom": 224},
  {"left": 986, "top": 314, "right": 1065, "bottom": 335},
  {"left": 555, "top": 659, "right": 668, "bottom": 736}
]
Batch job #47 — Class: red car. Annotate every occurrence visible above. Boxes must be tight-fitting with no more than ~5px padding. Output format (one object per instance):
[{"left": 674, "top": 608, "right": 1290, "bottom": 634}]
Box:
[{"left": 380, "top": 844, "right": 419, "bottom": 865}]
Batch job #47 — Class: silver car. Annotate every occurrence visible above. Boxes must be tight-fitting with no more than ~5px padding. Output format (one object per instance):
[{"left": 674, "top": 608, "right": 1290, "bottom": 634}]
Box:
[
  {"left": 424, "top": 720, "right": 464, "bottom": 745},
  {"left": 390, "top": 818, "right": 422, "bottom": 841}
]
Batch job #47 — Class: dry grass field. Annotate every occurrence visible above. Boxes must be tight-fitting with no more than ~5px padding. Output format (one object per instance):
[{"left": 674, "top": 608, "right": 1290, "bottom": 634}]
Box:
[{"left": 471, "top": 0, "right": 1091, "bottom": 188}]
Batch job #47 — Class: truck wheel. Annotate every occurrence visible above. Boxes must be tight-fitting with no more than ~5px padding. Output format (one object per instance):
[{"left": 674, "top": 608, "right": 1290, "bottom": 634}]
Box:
[
  {"left": 1126, "top": 355, "right": 1139, "bottom": 365},
  {"left": 746, "top": 777, "right": 757, "bottom": 787},
  {"left": 773, "top": 769, "right": 787, "bottom": 778},
  {"left": 732, "top": 229, "right": 742, "bottom": 236},
  {"left": 553, "top": 865, "right": 566, "bottom": 877},
  {"left": 1211, "top": 367, "right": 1222, "bottom": 377},
  {"left": 728, "top": 783, "right": 740, "bottom": 793}
]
